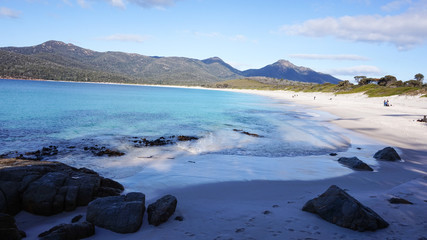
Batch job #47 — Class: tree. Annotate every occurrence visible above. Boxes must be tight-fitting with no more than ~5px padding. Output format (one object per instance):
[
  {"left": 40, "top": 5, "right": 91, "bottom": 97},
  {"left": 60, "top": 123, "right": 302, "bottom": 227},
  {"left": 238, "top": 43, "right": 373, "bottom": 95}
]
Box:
[
  {"left": 415, "top": 73, "right": 424, "bottom": 83},
  {"left": 378, "top": 75, "right": 397, "bottom": 86},
  {"left": 354, "top": 76, "right": 367, "bottom": 84}
]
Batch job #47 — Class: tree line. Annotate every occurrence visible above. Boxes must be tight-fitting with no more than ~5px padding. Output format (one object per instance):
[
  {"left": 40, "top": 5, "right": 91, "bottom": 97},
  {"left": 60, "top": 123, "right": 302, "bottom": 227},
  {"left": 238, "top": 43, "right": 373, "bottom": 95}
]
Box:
[{"left": 352, "top": 73, "right": 424, "bottom": 87}]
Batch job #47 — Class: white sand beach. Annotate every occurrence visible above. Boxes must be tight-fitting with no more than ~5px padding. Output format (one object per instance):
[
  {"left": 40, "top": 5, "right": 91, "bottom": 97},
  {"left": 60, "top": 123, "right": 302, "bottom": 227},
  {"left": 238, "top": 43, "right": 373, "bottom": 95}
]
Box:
[{"left": 15, "top": 89, "right": 427, "bottom": 240}]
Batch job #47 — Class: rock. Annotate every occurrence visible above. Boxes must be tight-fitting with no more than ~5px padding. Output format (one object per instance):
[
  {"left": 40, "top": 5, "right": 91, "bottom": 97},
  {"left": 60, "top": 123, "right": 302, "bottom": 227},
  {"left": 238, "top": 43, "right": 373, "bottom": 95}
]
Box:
[
  {"left": 233, "top": 129, "right": 262, "bottom": 137},
  {"left": 177, "top": 136, "right": 199, "bottom": 141},
  {"left": 147, "top": 194, "right": 177, "bottom": 226},
  {"left": 71, "top": 214, "right": 83, "bottom": 223},
  {"left": 0, "top": 159, "right": 123, "bottom": 216},
  {"left": 302, "top": 185, "right": 389, "bottom": 231},
  {"left": 0, "top": 213, "right": 26, "bottom": 240},
  {"left": 388, "top": 197, "right": 413, "bottom": 204},
  {"left": 373, "top": 147, "right": 401, "bottom": 161},
  {"left": 86, "top": 192, "right": 145, "bottom": 233},
  {"left": 83, "top": 146, "right": 125, "bottom": 157},
  {"left": 38, "top": 221, "right": 94, "bottom": 240},
  {"left": 338, "top": 157, "right": 373, "bottom": 171},
  {"left": 329, "top": 153, "right": 338, "bottom": 156},
  {"left": 1, "top": 146, "right": 58, "bottom": 161}
]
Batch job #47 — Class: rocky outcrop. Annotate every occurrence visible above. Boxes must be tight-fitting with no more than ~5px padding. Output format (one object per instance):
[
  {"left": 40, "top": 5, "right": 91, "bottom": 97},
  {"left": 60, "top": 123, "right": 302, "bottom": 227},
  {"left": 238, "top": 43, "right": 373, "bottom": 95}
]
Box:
[
  {"left": 38, "top": 221, "right": 95, "bottom": 240},
  {"left": 83, "top": 146, "right": 125, "bottom": 157},
  {"left": 147, "top": 195, "right": 178, "bottom": 226},
  {"left": 0, "top": 159, "right": 124, "bottom": 216},
  {"left": 302, "top": 185, "right": 389, "bottom": 231},
  {"left": 338, "top": 157, "right": 373, "bottom": 171},
  {"left": 0, "top": 213, "right": 26, "bottom": 240},
  {"left": 0, "top": 146, "right": 58, "bottom": 161},
  {"left": 373, "top": 147, "right": 401, "bottom": 161},
  {"left": 132, "top": 135, "right": 199, "bottom": 147},
  {"left": 86, "top": 192, "right": 145, "bottom": 233}
]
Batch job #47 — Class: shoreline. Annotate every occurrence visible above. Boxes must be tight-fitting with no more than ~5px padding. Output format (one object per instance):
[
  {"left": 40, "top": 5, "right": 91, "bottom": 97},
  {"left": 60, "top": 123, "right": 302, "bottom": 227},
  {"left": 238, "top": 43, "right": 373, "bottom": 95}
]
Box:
[{"left": 5, "top": 79, "right": 427, "bottom": 239}]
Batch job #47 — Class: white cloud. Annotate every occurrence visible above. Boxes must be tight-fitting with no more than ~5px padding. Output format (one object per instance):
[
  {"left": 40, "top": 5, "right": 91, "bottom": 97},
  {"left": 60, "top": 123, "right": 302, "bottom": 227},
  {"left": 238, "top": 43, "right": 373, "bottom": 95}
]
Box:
[
  {"left": 128, "top": 0, "right": 179, "bottom": 8},
  {"left": 327, "top": 65, "right": 382, "bottom": 76},
  {"left": 381, "top": 0, "right": 412, "bottom": 12},
  {"left": 280, "top": 1, "right": 427, "bottom": 50},
  {"left": 100, "top": 34, "right": 151, "bottom": 42},
  {"left": 109, "top": 0, "right": 126, "bottom": 8},
  {"left": 0, "top": 7, "right": 21, "bottom": 18},
  {"left": 289, "top": 54, "right": 369, "bottom": 61},
  {"left": 77, "top": 0, "right": 90, "bottom": 8}
]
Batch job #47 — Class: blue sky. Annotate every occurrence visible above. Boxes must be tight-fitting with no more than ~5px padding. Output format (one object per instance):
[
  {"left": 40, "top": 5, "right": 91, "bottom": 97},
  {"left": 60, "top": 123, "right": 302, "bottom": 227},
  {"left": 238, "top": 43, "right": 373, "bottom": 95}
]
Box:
[{"left": 1, "top": 0, "right": 426, "bottom": 81}]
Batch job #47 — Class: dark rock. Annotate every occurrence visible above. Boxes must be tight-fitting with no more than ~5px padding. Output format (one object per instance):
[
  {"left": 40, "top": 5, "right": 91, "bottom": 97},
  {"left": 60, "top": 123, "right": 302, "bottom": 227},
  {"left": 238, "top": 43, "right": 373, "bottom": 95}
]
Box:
[
  {"left": 177, "top": 136, "right": 199, "bottom": 141},
  {"left": 174, "top": 216, "right": 184, "bottom": 221},
  {"left": 338, "top": 157, "right": 373, "bottom": 171},
  {"left": 302, "top": 185, "right": 389, "bottom": 231},
  {"left": 373, "top": 147, "right": 401, "bottom": 161},
  {"left": 147, "top": 194, "right": 177, "bottom": 226},
  {"left": 1, "top": 146, "right": 58, "bottom": 161},
  {"left": 71, "top": 214, "right": 83, "bottom": 223},
  {"left": 388, "top": 197, "right": 413, "bottom": 204},
  {"left": 86, "top": 192, "right": 145, "bottom": 233},
  {"left": 38, "top": 221, "right": 94, "bottom": 240},
  {"left": 0, "top": 213, "right": 26, "bottom": 240},
  {"left": 329, "top": 153, "right": 338, "bottom": 156},
  {"left": 233, "top": 129, "right": 262, "bottom": 137},
  {"left": 84, "top": 146, "right": 125, "bottom": 157},
  {"left": 0, "top": 159, "right": 123, "bottom": 216}
]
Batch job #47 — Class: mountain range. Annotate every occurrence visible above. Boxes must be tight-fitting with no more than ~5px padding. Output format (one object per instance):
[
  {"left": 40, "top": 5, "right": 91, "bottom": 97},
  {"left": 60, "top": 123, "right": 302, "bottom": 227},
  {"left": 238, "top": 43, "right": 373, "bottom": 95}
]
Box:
[{"left": 0, "top": 41, "right": 341, "bottom": 85}]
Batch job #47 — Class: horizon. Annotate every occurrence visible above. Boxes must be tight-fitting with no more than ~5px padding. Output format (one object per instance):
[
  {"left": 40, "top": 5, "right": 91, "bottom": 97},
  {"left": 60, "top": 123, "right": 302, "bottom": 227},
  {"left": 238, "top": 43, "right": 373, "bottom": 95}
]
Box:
[{"left": 1, "top": 0, "right": 427, "bottom": 81}]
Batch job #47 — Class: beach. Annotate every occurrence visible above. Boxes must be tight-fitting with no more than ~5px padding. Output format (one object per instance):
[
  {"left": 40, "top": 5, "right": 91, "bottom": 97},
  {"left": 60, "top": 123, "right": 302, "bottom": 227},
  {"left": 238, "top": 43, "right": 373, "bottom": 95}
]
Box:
[{"left": 12, "top": 88, "right": 427, "bottom": 240}]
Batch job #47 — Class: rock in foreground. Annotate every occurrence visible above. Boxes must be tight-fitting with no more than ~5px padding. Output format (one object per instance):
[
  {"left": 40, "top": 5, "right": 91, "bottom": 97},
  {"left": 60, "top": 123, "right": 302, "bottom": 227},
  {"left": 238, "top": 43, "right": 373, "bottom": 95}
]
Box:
[
  {"left": 0, "top": 213, "right": 26, "bottom": 240},
  {"left": 373, "top": 147, "right": 401, "bottom": 161},
  {"left": 38, "top": 221, "right": 95, "bottom": 240},
  {"left": 86, "top": 192, "right": 145, "bottom": 233},
  {"left": 147, "top": 194, "right": 178, "bottom": 226},
  {"left": 0, "top": 159, "right": 124, "bottom": 216},
  {"left": 338, "top": 157, "right": 373, "bottom": 171},
  {"left": 302, "top": 185, "right": 389, "bottom": 231}
]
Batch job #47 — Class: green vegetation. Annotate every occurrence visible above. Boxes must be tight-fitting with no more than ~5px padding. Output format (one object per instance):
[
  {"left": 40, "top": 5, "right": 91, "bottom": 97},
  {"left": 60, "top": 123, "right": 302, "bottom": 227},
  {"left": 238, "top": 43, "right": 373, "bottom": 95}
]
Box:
[{"left": 210, "top": 74, "right": 427, "bottom": 98}]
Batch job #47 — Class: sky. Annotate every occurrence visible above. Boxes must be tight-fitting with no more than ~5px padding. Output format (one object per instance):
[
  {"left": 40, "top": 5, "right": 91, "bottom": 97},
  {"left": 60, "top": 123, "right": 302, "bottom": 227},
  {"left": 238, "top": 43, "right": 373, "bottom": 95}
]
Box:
[{"left": 1, "top": 0, "right": 427, "bottom": 81}]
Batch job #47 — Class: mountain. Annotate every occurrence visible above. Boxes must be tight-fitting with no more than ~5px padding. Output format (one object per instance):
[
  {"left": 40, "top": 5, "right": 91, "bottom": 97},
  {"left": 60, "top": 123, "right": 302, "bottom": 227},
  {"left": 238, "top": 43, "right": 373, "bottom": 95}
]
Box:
[
  {"left": 0, "top": 41, "right": 341, "bottom": 85},
  {"left": 242, "top": 60, "right": 340, "bottom": 84}
]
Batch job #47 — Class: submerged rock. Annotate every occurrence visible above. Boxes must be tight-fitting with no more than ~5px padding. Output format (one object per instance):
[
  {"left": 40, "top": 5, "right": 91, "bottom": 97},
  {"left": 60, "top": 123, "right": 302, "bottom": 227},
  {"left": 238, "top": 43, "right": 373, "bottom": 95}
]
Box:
[
  {"left": 338, "top": 157, "right": 373, "bottom": 171},
  {"left": 0, "top": 159, "right": 124, "bottom": 216},
  {"left": 147, "top": 194, "right": 178, "bottom": 226},
  {"left": 83, "top": 146, "right": 125, "bottom": 157},
  {"left": 373, "top": 147, "right": 401, "bottom": 161},
  {"left": 38, "top": 221, "right": 95, "bottom": 240},
  {"left": 233, "top": 129, "right": 262, "bottom": 138},
  {"left": 302, "top": 185, "right": 389, "bottom": 231},
  {"left": 388, "top": 197, "right": 413, "bottom": 204},
  {"left": 86, "top": 192, "right": 146, "bottom": 233}
]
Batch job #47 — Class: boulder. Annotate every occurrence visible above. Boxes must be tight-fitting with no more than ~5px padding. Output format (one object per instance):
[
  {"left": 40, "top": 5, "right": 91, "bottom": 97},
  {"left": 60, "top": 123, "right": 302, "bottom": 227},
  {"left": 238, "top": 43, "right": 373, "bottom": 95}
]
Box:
[
  {"left": 338, "top": 157, "right": 373, "bottom": 171},
  {"left": 147, "top": 194, "right": 178, "bottom": 226},
  {"left": 302, "top": 185, "right": 389, "bottom": 231},
  {"left": 86, "top": 192, "right": 145, "bottom": 233},
  {"left": 0, "top": 213, "right": 26, "bottom": 240},
  {"left": 0, "top": 159, "right": 124, "bottom": 216},
  {"left": 373, "top": 147, "right": 401, "bottom": 161},
  {"left": 38, "top": 221, "right": 94, "bottom": 240}
]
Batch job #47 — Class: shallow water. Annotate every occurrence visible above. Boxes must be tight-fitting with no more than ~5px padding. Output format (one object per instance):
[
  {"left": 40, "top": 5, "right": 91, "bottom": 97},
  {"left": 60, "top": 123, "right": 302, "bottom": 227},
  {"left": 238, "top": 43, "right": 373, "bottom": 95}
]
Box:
[{"left": 0, "top": 79, "right": 382, "bottom": 193}]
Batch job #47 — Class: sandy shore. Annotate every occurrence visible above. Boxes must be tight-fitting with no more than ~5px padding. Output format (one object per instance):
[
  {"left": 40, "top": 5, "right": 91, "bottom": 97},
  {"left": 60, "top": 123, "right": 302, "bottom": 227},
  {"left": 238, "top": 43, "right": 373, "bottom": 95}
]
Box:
[{"left": 15, "top": 88, "right": 427, "bottom": 240}]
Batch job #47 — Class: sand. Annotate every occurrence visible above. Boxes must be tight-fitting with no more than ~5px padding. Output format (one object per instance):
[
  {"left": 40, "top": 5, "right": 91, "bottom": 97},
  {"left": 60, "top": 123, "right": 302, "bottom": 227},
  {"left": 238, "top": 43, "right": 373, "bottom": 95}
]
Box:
[{"left": 15, "top": 89, "right": 427, "bottom": 240}]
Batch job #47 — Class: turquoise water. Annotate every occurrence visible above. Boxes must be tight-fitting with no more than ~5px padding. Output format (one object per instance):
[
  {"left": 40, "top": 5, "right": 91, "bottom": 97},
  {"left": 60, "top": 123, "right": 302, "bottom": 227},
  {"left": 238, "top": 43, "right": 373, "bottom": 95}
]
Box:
[{"left": 0, "top": 79, "right": 350, "bottom": 160}]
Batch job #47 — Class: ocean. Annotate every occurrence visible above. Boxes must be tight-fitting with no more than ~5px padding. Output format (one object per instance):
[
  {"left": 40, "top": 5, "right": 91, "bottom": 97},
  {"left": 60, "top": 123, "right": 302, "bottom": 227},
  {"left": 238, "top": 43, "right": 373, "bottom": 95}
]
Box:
[{"left": 0, "top": 79, "right": 379, "bottom": 194}]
